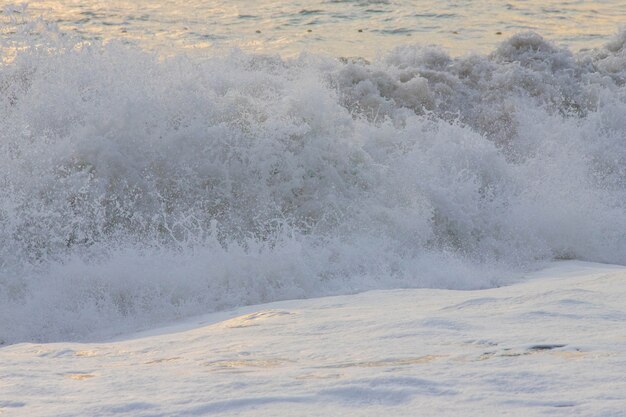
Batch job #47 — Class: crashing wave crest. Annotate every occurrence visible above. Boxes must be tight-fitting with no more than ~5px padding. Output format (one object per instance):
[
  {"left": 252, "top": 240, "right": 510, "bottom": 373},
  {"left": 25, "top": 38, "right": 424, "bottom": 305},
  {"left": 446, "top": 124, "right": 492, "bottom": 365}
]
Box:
[{"left": 1, "top": 18, "right": 625, "bottom": 343}]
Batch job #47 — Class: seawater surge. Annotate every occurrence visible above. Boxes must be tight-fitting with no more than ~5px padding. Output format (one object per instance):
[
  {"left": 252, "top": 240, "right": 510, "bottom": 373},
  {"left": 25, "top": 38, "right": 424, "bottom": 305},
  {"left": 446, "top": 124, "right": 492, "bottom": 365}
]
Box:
[{"left": 1, "top": 19, "right": 625, "bottom": 344}]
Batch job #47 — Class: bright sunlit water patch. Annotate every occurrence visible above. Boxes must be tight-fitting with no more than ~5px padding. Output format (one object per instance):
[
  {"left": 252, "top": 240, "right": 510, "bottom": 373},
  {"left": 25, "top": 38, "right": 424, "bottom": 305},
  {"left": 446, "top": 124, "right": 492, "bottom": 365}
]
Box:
[{"left": 7, "top": 0, "right": 626, "bottom": 58}]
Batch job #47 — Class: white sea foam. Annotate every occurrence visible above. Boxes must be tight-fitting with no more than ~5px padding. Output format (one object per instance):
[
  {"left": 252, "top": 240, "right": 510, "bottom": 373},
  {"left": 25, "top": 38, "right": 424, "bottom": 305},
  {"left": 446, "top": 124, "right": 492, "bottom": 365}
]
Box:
[{"left": 1, "top": 20, "right": 625, "bottom": 344}]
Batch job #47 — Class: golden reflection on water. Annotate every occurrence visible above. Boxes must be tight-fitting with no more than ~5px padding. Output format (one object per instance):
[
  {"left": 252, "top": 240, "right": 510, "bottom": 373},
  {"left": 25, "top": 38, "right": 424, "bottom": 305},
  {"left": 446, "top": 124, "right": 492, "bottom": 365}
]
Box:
[{"left": 8, "top": 1, "right": 626, "bottom": 57}]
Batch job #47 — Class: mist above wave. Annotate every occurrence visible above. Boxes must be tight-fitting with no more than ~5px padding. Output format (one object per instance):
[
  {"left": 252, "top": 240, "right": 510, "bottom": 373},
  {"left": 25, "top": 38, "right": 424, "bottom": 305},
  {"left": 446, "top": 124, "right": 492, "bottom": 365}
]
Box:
[{"left": 1, "top": 20, "right": 625, "bottom": 343}]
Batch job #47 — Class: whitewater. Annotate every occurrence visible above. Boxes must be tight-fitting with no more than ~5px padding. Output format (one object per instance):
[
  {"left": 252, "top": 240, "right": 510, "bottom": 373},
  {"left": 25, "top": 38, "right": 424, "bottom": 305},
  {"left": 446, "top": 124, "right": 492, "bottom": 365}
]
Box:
[
  {"left": 1, "top": 262, "right": 625, "bottom": 416},
  {"left": 1, "top": 7, "right": 626, "bottom": 347}
]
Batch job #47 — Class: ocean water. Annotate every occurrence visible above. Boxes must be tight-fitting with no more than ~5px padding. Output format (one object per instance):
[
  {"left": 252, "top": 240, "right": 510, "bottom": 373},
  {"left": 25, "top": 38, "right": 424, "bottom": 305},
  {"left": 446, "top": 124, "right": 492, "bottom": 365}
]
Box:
[
  {"left": 6, "top": 0, "right": 626, "bottom": 58},
  {"left": 0, "top": 2, "right": 625, "bottom": 344}
]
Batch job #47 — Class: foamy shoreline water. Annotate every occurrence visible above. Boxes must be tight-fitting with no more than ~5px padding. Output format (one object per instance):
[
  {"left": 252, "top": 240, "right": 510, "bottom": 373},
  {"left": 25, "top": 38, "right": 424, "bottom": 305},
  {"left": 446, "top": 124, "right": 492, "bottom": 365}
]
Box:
[
  {"left": 3, "top": 262, "right": 626, "bottom": 416},
  {"left": 1, "top": 11, "right": 625, "bottom": 344}
]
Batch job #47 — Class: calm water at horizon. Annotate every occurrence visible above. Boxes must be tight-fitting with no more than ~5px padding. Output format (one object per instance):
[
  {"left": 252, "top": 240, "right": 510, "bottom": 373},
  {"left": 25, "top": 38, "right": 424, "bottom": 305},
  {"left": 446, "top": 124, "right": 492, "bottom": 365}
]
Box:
[{"left": 5, "top": 0, "right": 626, "bottom": 57}]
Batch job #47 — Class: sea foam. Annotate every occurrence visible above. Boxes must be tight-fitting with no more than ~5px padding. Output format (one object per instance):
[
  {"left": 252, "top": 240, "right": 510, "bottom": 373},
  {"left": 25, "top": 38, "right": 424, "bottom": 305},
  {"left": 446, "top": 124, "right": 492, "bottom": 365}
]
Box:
[{"left": 1, "top": 19, "right": 625, "bottom": 343}]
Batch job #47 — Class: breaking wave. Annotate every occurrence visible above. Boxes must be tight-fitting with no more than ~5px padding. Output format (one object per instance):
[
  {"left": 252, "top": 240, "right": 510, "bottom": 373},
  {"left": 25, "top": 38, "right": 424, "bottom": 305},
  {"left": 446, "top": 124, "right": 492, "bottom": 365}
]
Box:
[{"left": 1, "top": 19, "right": 625, "bottom": 343}]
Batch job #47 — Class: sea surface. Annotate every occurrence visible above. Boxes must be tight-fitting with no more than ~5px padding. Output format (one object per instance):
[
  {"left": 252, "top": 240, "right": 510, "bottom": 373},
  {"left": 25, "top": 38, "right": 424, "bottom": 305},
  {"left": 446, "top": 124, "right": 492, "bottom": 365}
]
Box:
[
  {"left": 0, "top": 1, "right": 625, "bottom": 344},
  {"left": 4, "top": 0, "right": 626, "bottom": 57}
]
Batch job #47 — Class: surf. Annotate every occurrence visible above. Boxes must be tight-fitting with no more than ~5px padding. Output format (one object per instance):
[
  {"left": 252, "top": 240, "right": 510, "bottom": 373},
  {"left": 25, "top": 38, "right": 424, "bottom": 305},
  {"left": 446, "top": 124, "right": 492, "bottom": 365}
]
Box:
[{"left": 1, "top": 18, "right": 625, "bottom": 344}]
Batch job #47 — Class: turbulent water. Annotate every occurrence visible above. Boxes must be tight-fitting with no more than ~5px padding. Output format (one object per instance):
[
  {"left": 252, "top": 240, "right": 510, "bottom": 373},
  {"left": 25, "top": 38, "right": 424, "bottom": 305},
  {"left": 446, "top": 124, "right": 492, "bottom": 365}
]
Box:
[{"left": 1, "top": 5, "right": 625, "bottom": 344}]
